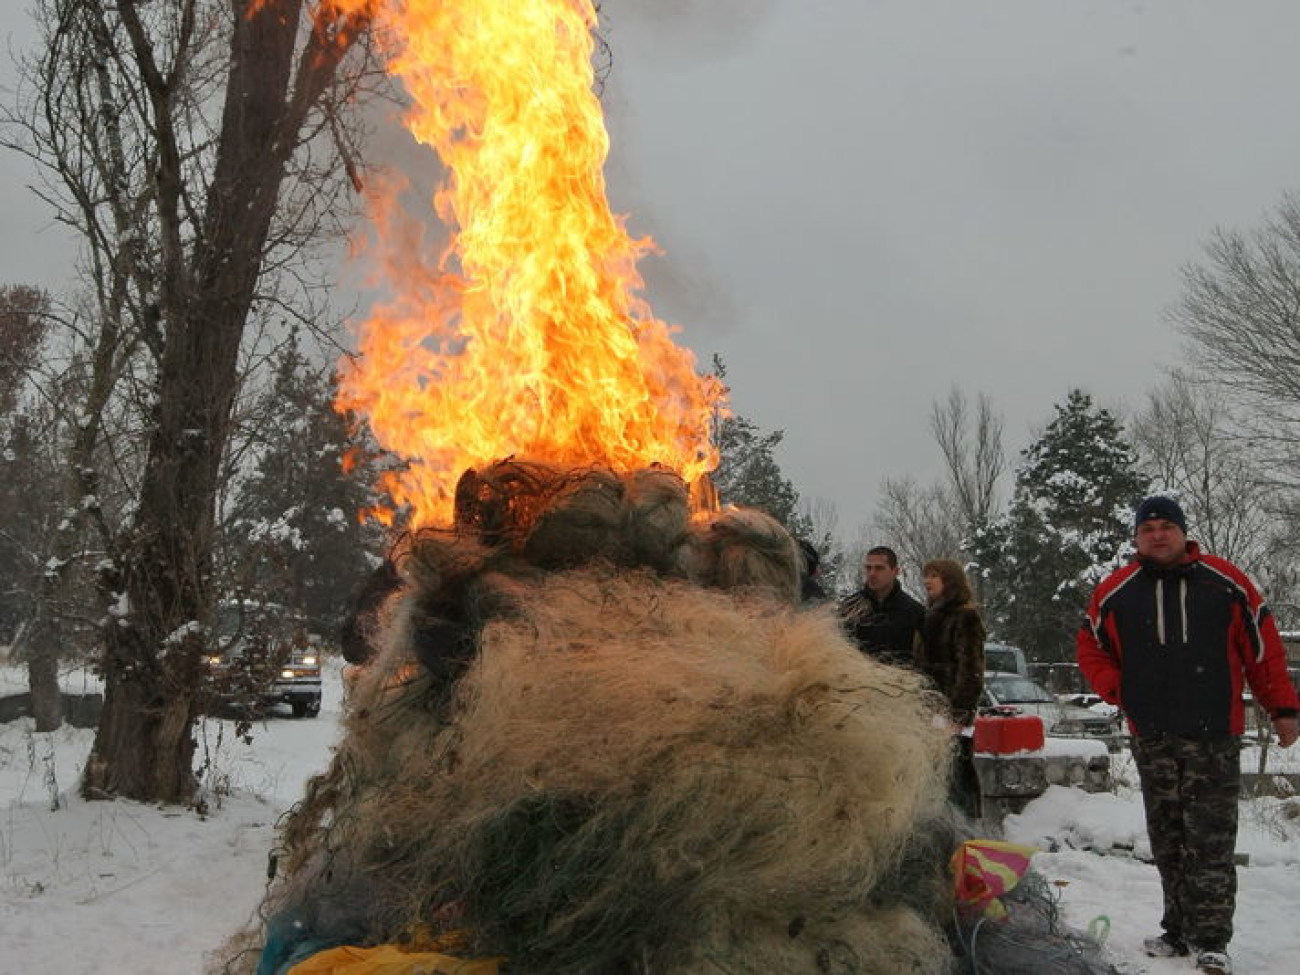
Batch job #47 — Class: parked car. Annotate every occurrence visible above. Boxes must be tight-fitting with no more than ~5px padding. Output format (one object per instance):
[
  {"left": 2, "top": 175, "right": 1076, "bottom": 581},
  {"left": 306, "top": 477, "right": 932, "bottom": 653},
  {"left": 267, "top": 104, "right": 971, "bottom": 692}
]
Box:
[
  {"left": 1028, "top": 660, "right": 1090, "bottom": 697},
  {"left": 980, "top": 671, "right": 1119, "bottom": 742},
  {"left": 1060, "top": 691, "right": 1106, "bottom": 709},
  {"left": 984, "top": 643, "right": 1029, "bottom": 678},
  {"left": 202, "top": 601, "right": 323, "bottom": 718}
]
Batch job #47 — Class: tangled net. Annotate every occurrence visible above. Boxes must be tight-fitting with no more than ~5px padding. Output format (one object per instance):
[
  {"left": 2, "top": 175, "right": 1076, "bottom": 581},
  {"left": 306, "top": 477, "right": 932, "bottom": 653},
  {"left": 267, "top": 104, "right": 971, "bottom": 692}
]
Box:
[{"left": 214, "top": 461, "right": 1119, "bottom": 975}]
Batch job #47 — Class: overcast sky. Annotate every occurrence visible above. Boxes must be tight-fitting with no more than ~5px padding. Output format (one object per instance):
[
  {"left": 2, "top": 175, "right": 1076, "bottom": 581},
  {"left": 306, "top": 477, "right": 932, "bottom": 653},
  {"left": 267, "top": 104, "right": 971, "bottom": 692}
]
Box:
[
  {"left": 4, "top": 2, "right": 1300, "bottom": 541},
  {"left": 600, "top": 0, "right": 1300, "bottom": 538}
]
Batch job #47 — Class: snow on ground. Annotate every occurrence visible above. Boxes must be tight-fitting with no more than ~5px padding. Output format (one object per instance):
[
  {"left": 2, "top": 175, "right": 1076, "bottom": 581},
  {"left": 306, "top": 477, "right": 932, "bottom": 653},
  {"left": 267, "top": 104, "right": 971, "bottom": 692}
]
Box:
[
  {"left": 1002, "top": 784, "right": 1300, "bottom": 974},
  {"left": 2, "top": 661, "right": 1299, "bottom": 974},
  {"left": 1, "top": 661, "right": 348, "bottom": 975}
]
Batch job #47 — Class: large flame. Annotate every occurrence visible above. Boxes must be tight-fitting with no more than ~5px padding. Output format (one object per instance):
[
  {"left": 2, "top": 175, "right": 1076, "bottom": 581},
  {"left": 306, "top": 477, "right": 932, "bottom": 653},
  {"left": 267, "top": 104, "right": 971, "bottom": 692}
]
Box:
[{"left": 333, "top": 0, "right": 723, "bottom": 527}]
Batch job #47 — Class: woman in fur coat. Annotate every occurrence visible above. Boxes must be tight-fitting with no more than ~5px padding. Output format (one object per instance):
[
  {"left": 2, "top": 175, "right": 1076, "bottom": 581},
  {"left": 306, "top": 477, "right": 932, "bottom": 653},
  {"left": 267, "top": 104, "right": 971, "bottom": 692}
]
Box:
[{"left": 917, "top": 558, "right": 987, "bottom": 820}]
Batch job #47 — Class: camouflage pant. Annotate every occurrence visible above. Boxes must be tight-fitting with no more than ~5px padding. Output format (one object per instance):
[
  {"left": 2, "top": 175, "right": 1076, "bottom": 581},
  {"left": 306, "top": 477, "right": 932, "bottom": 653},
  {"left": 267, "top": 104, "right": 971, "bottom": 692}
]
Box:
[{"left": 1132, "top": 734, "right": 1241, "bottom": 952}]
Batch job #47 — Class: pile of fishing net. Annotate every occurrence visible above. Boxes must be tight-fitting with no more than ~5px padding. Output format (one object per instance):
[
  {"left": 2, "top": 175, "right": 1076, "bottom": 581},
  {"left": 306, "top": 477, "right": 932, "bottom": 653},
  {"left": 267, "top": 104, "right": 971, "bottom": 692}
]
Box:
[
  {"left": 214, "top": 461, "right": 1121, "bottom": 975},
  {"left": 950, "top": 841, "right": 1119, "bottom": 975}
]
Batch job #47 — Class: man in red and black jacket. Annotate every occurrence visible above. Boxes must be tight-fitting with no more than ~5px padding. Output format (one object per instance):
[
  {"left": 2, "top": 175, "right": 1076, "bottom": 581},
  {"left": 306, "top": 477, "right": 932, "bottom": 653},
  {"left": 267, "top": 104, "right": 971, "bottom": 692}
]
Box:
[{"left": 1078, "top": 496, "right": 1299, "bottom": 975}]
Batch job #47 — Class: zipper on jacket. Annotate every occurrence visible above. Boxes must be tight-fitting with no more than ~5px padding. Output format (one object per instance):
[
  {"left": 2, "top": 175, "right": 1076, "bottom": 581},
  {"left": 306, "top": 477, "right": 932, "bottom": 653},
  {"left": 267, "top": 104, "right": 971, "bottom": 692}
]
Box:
[
  {"left": 1156, "top": 578, "right": 1166, "bottom": 646},
  {"left": 1179, "top": 577, "right": 1189, "bottom": 644}
]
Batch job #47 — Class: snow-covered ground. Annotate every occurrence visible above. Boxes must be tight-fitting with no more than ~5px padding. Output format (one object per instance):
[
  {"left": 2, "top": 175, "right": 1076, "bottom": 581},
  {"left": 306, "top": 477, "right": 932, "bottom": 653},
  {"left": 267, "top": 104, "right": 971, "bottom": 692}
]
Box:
[{"left": 2, "top": 660, "right": 1298, "bottom": 975}]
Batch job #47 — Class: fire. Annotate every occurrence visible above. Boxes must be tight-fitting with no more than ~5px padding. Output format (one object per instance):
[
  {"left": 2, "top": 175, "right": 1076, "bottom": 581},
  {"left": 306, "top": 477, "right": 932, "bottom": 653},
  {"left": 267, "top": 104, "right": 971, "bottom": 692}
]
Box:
[{"left": 333, "top": 0, "right": 723, "bottom": 527}]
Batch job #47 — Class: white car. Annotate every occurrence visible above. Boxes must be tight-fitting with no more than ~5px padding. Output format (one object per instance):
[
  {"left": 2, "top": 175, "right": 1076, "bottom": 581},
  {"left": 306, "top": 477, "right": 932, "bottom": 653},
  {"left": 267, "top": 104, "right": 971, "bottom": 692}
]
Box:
[
  {"left": 203, "top": 601, "right": 323, "bottom": 719},
  {"left": 980, "top": 671, "right": 1120, "bottom": 742}
]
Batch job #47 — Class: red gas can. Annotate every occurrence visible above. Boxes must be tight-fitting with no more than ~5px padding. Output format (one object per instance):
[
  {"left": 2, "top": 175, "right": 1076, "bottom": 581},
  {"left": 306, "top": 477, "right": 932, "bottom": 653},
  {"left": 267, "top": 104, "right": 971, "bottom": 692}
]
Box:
[{"left": 973, "top": 714, "right": 1045, "bottom": 755}]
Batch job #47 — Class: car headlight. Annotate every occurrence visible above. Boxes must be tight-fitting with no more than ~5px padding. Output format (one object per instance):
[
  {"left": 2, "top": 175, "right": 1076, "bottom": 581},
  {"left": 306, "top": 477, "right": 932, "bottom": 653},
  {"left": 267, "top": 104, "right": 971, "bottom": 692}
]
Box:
[
  {"left": 299, "top": 655, "right": 317, "bottom": 666},
  {"left": 280, "top": 668, "right": 296, "bottom": 680}
]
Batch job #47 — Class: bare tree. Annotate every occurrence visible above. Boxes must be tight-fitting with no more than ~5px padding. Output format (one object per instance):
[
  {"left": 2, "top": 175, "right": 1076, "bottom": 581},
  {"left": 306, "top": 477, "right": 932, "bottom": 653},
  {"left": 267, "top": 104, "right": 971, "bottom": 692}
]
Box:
[
  {"left": 870, "top": 475, "right": 963, "bottom": 581},
  {"left": 929, "top": 385, "right": 1005, "bottom": 533},
  {"left": 1171, "top": 193, "right": 1300, "bottom": 467},
  {"left": 0, "top": 286, "right": 53, "bottom": 415},
  {"left": 4, "top": 1, "right": 380, "bottom": 803},
  {"left": 866, "top": 387, "right": 1003, "bottom": 601},
  {"left": 1133, "top": 374, "right": 1277, "bottom": 571}
]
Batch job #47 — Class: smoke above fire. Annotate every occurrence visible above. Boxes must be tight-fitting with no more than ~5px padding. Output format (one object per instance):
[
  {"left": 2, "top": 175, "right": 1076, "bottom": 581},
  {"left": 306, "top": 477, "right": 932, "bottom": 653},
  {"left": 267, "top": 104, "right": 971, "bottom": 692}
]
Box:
[
  {"left": 332, "top": 0, "right": 724, "bottom": 528},
  {"left": 601, "top": 0, "right": 776, "bottom": 62}
]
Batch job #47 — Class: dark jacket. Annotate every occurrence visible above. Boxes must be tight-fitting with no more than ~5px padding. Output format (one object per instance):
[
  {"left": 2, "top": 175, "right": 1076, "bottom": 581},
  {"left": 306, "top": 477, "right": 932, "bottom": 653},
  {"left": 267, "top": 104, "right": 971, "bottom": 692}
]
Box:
[
  {"left": 1078, "top": 541, "right": 1300, "bottom": 737},
  {"left": 801, "top": 574, "right": 828, "bottom": 603},
  {"left": 916, "top": 598, "right": 986, "bottom": 723},
  {"left": 839, "top": 582, "right": 926, "bottom": 667}
]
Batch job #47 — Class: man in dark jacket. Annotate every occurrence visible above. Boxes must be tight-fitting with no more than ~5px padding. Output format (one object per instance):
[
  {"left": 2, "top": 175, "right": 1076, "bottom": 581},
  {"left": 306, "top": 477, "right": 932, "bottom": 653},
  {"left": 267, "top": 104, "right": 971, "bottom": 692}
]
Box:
[
  {"left": 1078, "top": 496, "right": 1299, "bottom": 975},
  {"left": 839, "top": 546, "right": 925, "bottom": 667}
]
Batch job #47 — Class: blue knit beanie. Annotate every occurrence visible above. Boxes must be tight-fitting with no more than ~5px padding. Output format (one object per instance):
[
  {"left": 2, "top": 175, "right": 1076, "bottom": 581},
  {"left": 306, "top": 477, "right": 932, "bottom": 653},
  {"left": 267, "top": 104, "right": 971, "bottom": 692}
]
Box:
[{"left": 1134, "top": 495, "right": 1187, "bottom": 533}]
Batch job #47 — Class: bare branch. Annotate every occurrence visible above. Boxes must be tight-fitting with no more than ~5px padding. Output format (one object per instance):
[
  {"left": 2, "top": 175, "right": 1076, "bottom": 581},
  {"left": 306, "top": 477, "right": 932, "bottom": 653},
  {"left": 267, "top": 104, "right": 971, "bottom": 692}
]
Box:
[{"left": 929, "top": 384, "right": 1005, "bottom": 532}]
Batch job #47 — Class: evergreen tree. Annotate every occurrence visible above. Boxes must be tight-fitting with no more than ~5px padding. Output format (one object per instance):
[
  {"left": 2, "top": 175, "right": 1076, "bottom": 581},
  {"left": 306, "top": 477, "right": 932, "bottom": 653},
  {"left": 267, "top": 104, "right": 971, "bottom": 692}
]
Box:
[
  {"left": 223, "top": 336, "right": 386, "bottom": 638},
  {"left": 708, "top": 356, "right": 812, "bottom": 540},
  {"left": 713, "top": 414, "right": 803, "bottom": 528},
  {"left": 972, "top": 390, "right": 1148, "bottom": 661}
]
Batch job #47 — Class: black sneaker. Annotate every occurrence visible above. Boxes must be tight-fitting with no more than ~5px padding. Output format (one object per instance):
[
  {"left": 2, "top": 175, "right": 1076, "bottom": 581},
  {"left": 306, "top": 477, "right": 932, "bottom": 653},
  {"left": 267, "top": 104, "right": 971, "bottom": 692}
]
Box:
[{"left": 1142, "top": 933, "right": 1189, "bottom": 957}]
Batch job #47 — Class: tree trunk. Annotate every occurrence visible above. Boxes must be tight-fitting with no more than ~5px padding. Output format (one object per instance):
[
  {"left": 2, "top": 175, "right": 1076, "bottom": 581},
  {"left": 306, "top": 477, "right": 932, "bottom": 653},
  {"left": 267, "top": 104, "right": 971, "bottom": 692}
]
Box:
[
  {"left": 82, "top": 0, "right": 367, "bottom": 804},
  {"left": 84, "top": 663, "right": 201, "bottom": 803},
  {"left": 26, "top": 642, "right": 61, "bottom": 732}
]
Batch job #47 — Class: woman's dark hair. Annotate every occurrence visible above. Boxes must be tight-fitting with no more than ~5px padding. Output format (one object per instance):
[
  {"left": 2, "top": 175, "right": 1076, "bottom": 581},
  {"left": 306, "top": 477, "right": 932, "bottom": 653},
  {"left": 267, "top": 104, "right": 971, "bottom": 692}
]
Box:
[
  {"left": 921, "top": 558, "right": 972, "bottom": 605},
  {"left": 797, "top": 538, "right": 820, "bottom": 576}
]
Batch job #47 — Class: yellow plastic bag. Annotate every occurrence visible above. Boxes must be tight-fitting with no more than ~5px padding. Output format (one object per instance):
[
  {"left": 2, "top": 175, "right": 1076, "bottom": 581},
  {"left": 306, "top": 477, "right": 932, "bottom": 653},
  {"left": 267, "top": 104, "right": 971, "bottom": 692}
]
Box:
[{"left": 288, "top": 943, "right": 501, "bottom": 975}]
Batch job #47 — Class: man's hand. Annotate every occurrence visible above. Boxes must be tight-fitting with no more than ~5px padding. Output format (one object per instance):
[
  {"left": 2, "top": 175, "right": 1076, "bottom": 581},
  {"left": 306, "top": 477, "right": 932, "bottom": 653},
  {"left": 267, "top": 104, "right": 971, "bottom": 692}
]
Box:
[{"left": 1274, "top": 715, "right": 1299, "bottom": 749}]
